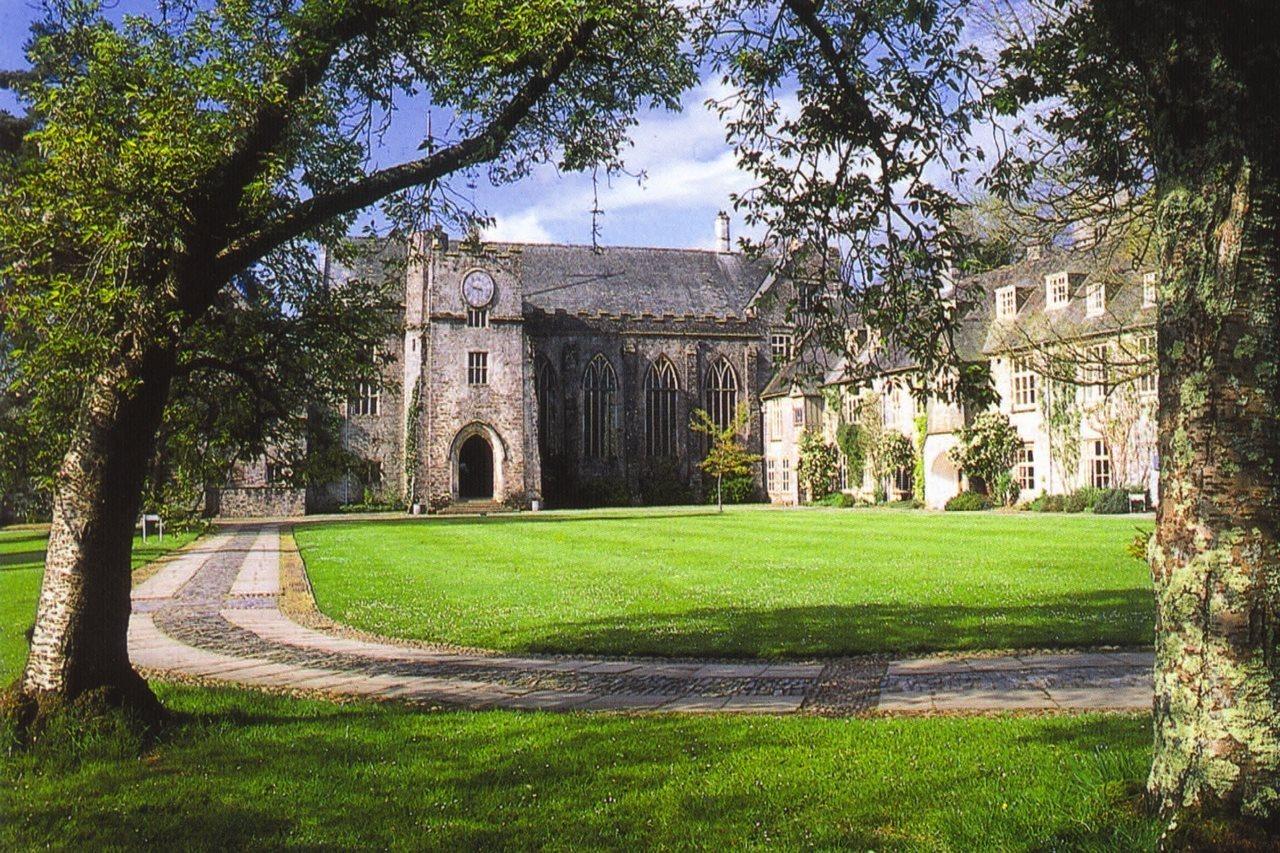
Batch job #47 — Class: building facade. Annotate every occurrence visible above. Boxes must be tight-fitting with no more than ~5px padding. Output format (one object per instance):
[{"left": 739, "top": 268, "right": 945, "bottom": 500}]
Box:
[
  {"left": 217, "top": 223, "right": 798, "bottom": 515},
  {"left": 764, "top": 244, "right": 1159, "bottom": 508}
]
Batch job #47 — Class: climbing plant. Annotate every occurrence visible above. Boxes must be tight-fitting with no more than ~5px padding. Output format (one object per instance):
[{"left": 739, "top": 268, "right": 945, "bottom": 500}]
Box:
[{"left": 796, "top": 428, "right": 839, "bottom": 502}]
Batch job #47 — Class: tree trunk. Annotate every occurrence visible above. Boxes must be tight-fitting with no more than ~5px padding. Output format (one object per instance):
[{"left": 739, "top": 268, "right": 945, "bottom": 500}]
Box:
[
  {"left": 20, "top": 340, "right": 177, "bottom": 714},
  {"left": 1147, "top": 158, "right": 1280, "bottom": 828}
]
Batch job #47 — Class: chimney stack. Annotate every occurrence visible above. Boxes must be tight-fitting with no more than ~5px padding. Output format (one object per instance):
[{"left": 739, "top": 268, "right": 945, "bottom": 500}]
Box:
[{"left": 715, "top": 211, "right": 731, "bottom": 253}]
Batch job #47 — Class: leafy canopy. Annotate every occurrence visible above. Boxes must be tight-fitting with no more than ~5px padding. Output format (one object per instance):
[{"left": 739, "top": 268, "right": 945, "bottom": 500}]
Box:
[{"left": 0, "top": 0, "right": 694, "bottom": 510}]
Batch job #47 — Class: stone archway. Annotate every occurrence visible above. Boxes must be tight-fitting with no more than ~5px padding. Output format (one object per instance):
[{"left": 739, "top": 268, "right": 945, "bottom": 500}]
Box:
[
  {"left": 449, "top": 422, "right": 507, "bottom": 502},
  {"left": 458, "top": 434, "right": 494, "bottom": 500}
]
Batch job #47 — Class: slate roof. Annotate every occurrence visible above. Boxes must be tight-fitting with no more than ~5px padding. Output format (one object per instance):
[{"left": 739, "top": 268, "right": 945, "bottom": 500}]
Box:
[
  {"left": 823, "top": 243, "right": 1155, "bottom": 383},
  {"left": 508, "top": 243, "right": 775, "bottom": 318}
]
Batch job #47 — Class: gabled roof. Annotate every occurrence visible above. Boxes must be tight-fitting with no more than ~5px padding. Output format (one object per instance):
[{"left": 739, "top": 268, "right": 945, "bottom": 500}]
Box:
[
  {"left": 824, "top": 243, "right": 1155, "bottom": 383},
  {"left": 507, "top": 243, "right": 775, "bottom": 318}
]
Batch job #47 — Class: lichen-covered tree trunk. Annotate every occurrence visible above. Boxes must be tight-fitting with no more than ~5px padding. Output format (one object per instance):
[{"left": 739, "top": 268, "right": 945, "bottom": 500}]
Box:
[
  {"left": 1148, "top": 158, "right": 1280, "bottom": 824},
  {"left": 20, "top": 341, "right": 176, "bottom": 712}
]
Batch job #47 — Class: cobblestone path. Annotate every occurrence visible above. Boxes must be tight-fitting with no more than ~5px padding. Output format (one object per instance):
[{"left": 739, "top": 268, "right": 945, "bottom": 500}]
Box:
[{"left": 128, "top": 526, "right": 1153, "bottom": 714}]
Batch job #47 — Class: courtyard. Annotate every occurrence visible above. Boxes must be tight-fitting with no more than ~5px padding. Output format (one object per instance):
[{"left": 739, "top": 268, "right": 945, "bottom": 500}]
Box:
[
  {"left": 297, "top": 506, "right": 1154, "bottom": 658},
  {"left": 2, "top": 510, "right": 1164, "bottom": 848}
]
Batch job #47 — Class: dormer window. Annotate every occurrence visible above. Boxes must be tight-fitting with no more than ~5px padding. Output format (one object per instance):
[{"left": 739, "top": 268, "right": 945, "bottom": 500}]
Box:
[
  {"left": 1143, "top": 271, "right": 1158, "bottom": 308},
  {"left": 1086, "top": 281, "right": 1107, "bottom": 317},
  {"left": 996, "top": 285, "right": 1018, "bottom": 320},
  {"left": 1045, "top": 272, "right": 1071, "bottom": 309}
]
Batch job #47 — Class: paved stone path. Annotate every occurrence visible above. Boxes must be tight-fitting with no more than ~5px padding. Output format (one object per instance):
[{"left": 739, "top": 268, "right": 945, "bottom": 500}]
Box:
[{"left": 128, "top": 525, "right": 1154, "bottom": 714}]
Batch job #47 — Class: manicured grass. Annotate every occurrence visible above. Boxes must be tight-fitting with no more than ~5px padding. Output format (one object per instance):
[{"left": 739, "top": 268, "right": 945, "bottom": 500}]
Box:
[
  {"left": 297, "top": 506, "right": 1154, "bottom": 658},
  {"left": 0, "top": 519, "right": 1159, "bottom": 850},
  {"left": 0, "top": 683, "right": 1158, "bottom": 850},
  {"left": 0, "top": 526, "right": 199, "bottom": 678}
]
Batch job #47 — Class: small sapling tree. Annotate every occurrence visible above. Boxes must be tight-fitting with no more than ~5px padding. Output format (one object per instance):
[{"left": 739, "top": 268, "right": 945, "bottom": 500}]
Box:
[{"left": 691, "top": 404, "right": 760, "bottom": 513}]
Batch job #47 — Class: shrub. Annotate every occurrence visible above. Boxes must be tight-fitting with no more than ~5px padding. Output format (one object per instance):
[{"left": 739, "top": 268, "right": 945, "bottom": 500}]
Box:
[
  {"left": 992, "top": 471, "right": 1020, "bottom": 507},
  {"left": 704, "top": 471, "right": 760, "bottom": 505},
  {"left": 797, "top": 429, "right": 840, "bottom": 501},
  {"left": 1128, "top": 527, "right": 1154, "bottom": 561},
  {"left": 1093, "top": 488, "right": 1130, "bottom": 514},
  {"left": 1062, "top": 491, "right": 1088, "bottom": 513},
  {"left": 1032, "top": 494, "right": 1065, "bottom": 512},
  {"left": 814, "top": 492, "right": 855, "bottom": 508},
  {"left": 638, "top": 460, "right": 693, "bottom": 506},
  {"left": 945, "top": 490, "right": 992, "bottom": 511},
  {"left": 949, "top": 411, "right": 1022, "bottom": 495},
  {"left": 835, "top": 422, "right": 864, "bottom": 488},
  {"left": 578, "top": 477, "right": 633, "bottom": 508}
]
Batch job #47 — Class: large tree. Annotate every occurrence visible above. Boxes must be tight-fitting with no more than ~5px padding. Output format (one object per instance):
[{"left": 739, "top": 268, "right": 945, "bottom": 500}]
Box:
[
  {"left": 700, "top": 0, "right": 1279, "bottom": 836},
  {"left": 1, "top": 0, "right": 691, "bottom": 717}
]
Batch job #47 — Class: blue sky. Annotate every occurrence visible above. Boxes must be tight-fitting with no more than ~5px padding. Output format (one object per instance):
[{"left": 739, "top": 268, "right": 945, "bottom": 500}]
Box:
[{"left": 0, "top": 0, "right": 758, "bottom": 250}]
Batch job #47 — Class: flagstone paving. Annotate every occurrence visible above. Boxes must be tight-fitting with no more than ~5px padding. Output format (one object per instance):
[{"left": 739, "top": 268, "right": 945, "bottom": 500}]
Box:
[{"left": 128, "top": 524, "right": 1154, "bottom": 715}]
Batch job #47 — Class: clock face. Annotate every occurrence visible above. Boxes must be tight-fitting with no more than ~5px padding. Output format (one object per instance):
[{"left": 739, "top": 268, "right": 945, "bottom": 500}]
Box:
[{"left": 462, "top": 270, "right": 496, "bottom": 308}]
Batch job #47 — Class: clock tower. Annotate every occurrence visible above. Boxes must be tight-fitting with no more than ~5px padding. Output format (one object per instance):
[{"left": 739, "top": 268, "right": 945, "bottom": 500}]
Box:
[{"left": 403, "top": 236, "right": 541, "bottom": 509}]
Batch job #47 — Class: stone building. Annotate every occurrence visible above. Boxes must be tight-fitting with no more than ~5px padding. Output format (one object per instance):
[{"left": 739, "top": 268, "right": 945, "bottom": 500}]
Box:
[
  {"left": 763, "top": 243, "right": 1159, "bottom": 508},
  {"left": 217, "top": 219, "right": 799, "bottom": 515}
]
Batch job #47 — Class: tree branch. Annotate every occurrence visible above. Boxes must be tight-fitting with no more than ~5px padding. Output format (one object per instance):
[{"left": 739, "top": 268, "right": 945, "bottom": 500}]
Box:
[
  {"left": 213, "top": 18, "right": 599, "bottom": 279},
  {"left": 175, "top": 355, "right": 290, "bottom": 420},
  {"left": 199, "top": 3, "right": 391, "bottom": 235}
]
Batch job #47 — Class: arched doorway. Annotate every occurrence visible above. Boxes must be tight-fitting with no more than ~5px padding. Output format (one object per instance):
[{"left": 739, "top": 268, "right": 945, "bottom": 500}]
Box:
[{"left": 458, "top": 435, "right": 494, "bottom": 500}]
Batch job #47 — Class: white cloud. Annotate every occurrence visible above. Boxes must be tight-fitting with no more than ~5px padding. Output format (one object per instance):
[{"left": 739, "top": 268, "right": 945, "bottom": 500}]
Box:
[
  {"left": 475, "top": 76, "right": 775, "bottom": 249},
  {"left": 481, "top": 211, "right": 554, "bottom": 244}
]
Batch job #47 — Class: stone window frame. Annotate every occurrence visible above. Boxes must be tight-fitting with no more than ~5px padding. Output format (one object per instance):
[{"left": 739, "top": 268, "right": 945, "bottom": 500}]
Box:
[
  {"left": 1086, "top": 280, "right": 1107, "bottom": 317},
  {"left": 704, "top": 357, "right": 740, "bottom": 434},
  {"left": 1089, "top": 439, "right": 1112, "bottom": 489},
  {"left": 766, "top": 458, "right": 778, "bottom": 492},
  {"left": 1045, "top": 272, "right": 1071, "bottom": 310},
  {"left": 780, "top": 457, "right": 791, "bottom": 492},
  {"left": 644, "top": 357, "right": 680, "bottom": 458},
  {"left": 1083, "top": 341, "right": 1111, "bottom": 403},
  {"left": 1136, "top": 333, "right": 1157, "bottom": 396},
  {"left": 535, "top": 358, "right": 557, "bottom": 454},
  {"left": 466, "top": 306, "right": 489, "bottom": 328},
  {"left": 348, "top": 381, "right": 380, "bottom": 417},
  {"left": 1011, "top": 356, "right": 1038, "bottom": 412},
  {"left": 1142, "top": 271, "right": 1158, "bottom": 308},
  {"left": 768, "top": 403, "right": 783, "bottom": 442},
  {"left": 467, "top": 351, "right": 488, "bottom": 386},
  {"left": 770, "top": 332, "right": 794, "bottom": 362},
  {"left": 582, "top": 354, "right": 619, "bottom": 460},
  {"left": 995, "top": 284, "right": 1018, "bottom": 320},
  {"left": 1016, "top": 443, "right": 1036, "bottom": 492}
]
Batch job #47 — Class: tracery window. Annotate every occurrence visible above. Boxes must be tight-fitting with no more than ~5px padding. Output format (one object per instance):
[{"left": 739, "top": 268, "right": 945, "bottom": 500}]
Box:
[
  {"left": 536, "top": 359, "right": 557, "bottom": 454},
  {"left": 644, "top": 358, "right": 679, "bottom": 457},
  {"left": 582, "top": 355, "right": 618, "bottom": 460},
  {"left": 704, "top": 358, "right": 739, "bottom": 433}
]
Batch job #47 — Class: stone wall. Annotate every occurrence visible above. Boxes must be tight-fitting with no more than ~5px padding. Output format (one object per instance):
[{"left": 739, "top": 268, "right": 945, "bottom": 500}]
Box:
[
  {"left": 527, "top": 311, "right": 783, "bottom": 505},
  {"left": 416, "top": 245, "right": 539, "bottom": 507},
  {"left": 213, "top": 487, "right": 307, "bottom": 518}
]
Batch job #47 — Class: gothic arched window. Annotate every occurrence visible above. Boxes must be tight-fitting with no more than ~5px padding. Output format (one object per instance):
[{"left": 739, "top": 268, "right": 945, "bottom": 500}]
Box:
[
  {"left": 535, "top": 358, "right": 557, "bottom": 454},
  {"left": 644, "top": 358, "right": 679, "bottom": 457},
  {"left": 705, "top": 357, "right": 739, "bottom": 432},
  {"left": 582, "top": 354, "right": 618, "bottom": 460}
]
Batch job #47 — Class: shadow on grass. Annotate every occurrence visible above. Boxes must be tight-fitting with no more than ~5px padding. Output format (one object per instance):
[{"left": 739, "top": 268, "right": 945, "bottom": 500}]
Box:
[
  {"left": 4, "top": 690, "right": 1160, "bottom": 850},
  {"left": 0, "top": 550, "right": 46, "bottom": 571},
  {"left": 510, "top": 589, "right": 1155, "bottom": 658}
]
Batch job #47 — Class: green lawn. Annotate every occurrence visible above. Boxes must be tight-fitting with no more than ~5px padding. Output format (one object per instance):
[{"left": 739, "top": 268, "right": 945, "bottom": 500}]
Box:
[
  {"left": 1, "top": 686, "right": 1158, "bottom": 850},
  {"left": 297, "top": 506, "right": 1154, "bottom": 658},
  {"left": 0, "top": 520, "right": 1160, "bottom": 850},
  {"left": 0, "top": 526, "right": 199, "bottom": 678}
]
